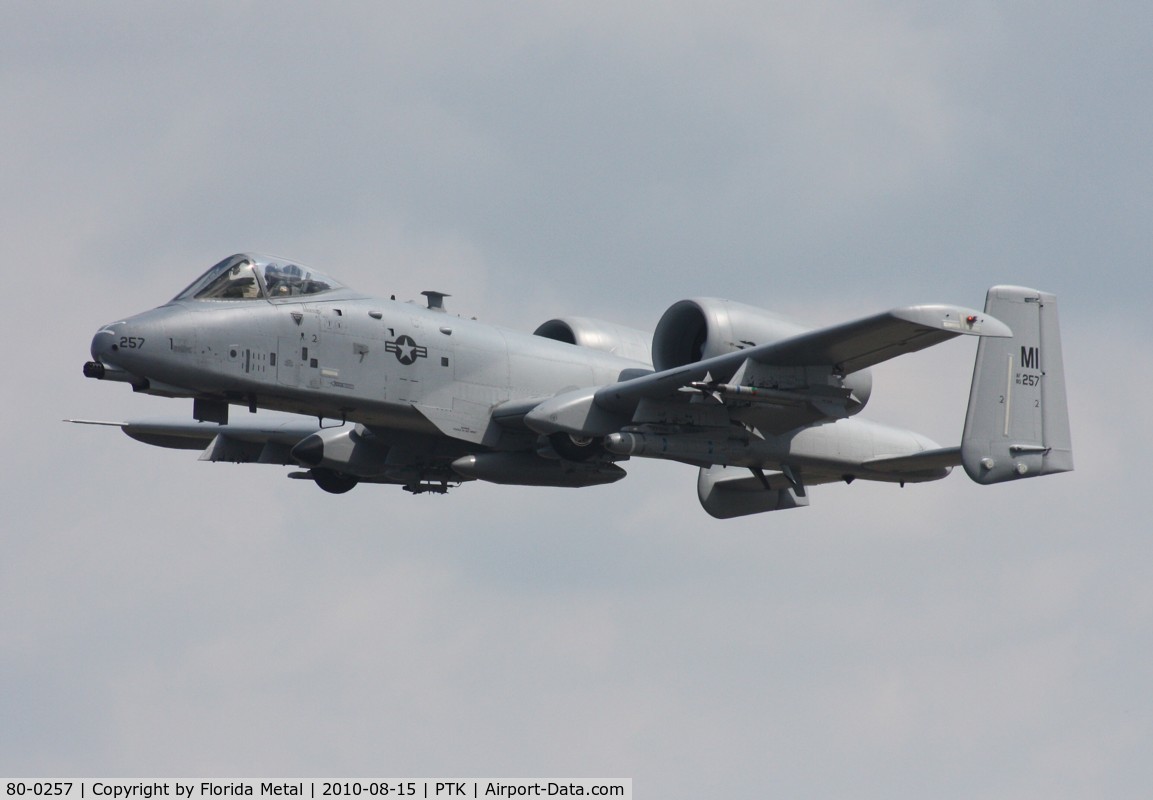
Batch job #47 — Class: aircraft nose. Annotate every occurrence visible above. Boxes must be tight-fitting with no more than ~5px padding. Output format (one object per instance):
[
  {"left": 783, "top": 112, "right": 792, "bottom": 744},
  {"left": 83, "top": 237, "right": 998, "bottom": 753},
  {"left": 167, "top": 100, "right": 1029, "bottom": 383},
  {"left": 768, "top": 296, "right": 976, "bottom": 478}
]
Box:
[
  {"left": 90, "top": 326, "right": 120, "bottom": 363},
  {"left": 84, "top": 323, "right": 140, "bottom": 383}
]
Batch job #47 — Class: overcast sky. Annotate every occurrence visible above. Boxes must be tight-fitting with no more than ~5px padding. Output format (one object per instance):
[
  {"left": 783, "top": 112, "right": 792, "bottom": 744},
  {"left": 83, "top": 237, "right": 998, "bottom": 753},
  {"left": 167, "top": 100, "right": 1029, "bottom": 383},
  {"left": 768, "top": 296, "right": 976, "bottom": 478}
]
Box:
[{"left": 3, "top": 2, "right": 1150, "bottom": 797}]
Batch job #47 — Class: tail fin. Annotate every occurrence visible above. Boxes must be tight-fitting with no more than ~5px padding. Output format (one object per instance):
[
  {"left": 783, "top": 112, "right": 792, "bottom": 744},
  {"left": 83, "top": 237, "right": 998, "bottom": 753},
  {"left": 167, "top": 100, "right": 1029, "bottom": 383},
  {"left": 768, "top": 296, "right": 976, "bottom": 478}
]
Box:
[{"left": 961, "top": 286, "right": 1073, "bottom": 484}]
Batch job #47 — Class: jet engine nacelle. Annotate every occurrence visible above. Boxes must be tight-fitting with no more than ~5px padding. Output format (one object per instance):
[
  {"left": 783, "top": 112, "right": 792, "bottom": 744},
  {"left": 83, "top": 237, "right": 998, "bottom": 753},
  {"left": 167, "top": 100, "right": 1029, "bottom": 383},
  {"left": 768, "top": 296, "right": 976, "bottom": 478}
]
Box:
[
  {"left": 534, "top": 316, "right": 652, "bottom": 364},
  {"left": 652, "top": 297, "right": 872, "bottom": 411},
  {"left": 652, "top": 298, "right": 808, "bottom": 370}
]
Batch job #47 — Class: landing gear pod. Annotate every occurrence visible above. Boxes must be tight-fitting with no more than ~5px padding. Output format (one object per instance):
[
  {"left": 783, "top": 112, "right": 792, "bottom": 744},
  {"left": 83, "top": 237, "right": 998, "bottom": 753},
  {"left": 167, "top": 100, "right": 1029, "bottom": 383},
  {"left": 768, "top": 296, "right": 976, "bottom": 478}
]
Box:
[{"left": 697, "top": 465, "right": 809, "bottom": 519}]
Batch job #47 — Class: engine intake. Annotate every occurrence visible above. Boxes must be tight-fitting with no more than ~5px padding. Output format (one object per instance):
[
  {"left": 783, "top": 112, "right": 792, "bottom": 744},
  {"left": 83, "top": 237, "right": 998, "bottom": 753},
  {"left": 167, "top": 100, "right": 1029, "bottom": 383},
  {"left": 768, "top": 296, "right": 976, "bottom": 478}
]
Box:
[
  {"left": 652, "top": 297, "right": 872, "bottom": 412},
  {"left": 652, "top": 298, "right": 807, "bottom": 371}
]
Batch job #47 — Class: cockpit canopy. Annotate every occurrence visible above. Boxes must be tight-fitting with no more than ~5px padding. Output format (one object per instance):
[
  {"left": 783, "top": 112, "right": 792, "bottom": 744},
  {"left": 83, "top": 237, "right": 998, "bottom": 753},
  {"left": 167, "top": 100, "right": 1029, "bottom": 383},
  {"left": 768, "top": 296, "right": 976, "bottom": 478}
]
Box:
[{"left": 173, "top": 254, "right": 346, "bottom": 302}]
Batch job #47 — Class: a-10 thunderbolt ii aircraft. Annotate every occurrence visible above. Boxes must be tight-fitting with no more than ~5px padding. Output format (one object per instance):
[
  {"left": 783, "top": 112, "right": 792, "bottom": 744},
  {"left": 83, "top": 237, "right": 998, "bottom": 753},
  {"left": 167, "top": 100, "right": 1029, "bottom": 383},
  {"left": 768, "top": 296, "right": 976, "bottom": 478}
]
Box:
[{"left": 76, "top": 253, "right": 1073, "bottom": 518}]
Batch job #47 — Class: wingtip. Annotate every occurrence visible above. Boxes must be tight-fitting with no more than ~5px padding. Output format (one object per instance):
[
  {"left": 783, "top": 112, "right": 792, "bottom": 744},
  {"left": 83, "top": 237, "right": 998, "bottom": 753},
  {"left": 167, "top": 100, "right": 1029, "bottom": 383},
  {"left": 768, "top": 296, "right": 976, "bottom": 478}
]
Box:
[{"left": 894, "top": 304, "right": 1012, "bottom": 338}]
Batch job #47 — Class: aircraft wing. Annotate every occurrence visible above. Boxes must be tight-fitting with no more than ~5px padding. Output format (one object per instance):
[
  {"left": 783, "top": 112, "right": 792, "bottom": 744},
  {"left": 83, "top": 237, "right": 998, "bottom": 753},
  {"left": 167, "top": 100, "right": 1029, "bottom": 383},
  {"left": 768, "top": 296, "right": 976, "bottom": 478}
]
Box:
[
  {"left": 66, "top": 415, "right": 322, "bottom": 463},
  {"left": 526, "top": 304, "right": 1011, "bottom": 436},
  {"left": 599, "top": 305, "right": 1009, "bottom": 411}
]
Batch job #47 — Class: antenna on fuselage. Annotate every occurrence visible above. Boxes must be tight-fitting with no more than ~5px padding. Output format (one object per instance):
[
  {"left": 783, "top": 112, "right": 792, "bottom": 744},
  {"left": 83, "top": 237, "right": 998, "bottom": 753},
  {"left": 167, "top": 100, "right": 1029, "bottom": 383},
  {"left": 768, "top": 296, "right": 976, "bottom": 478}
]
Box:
[{"left": 421, "top": 291, "right": 450, "bottom": 312}]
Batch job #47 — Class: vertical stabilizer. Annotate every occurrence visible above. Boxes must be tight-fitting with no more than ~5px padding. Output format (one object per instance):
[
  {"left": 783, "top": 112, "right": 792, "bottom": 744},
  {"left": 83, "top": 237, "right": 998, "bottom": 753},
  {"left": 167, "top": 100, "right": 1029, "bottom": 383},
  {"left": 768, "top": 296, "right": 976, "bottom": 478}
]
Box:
[{"left": 961, "top": 286, "right": 1073, "bottom": 484}]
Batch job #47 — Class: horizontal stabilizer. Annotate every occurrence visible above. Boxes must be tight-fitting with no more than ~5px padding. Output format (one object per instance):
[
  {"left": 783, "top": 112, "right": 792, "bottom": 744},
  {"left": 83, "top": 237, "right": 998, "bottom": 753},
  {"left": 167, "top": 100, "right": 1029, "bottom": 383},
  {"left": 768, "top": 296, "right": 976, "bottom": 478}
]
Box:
[{"left": 862, "top": 447, "right": 961, "bottom": 480}]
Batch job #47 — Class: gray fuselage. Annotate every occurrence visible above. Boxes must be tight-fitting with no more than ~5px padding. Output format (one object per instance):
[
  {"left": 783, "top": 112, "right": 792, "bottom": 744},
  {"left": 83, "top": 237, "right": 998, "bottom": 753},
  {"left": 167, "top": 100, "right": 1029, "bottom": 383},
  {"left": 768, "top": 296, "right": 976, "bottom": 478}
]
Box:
[{"left": 91, "top": 288, "right": 651, "bottom": 450}]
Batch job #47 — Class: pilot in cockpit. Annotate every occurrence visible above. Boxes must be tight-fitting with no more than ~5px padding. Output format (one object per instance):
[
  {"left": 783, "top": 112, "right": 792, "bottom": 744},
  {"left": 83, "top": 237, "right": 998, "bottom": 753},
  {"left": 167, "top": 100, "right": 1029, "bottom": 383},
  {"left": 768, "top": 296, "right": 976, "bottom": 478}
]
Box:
[
  {"left": 265, "top": 263, "right": 301, "bottom": 297},
  {"left": 175, "top": 255, "right": 341, "bottom": 303},
  {"left": 204, "top": 261, "right": 263, "bottom": 299}
]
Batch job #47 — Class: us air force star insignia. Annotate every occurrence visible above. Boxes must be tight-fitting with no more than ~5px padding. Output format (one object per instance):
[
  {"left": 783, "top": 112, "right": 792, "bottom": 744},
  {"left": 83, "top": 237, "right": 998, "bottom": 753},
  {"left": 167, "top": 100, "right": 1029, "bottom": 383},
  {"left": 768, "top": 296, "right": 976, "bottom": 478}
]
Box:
[{"left": 386, "top": 334, "right": 427, "bottom": 365}]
